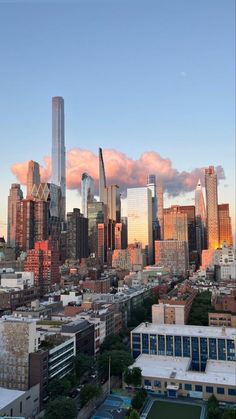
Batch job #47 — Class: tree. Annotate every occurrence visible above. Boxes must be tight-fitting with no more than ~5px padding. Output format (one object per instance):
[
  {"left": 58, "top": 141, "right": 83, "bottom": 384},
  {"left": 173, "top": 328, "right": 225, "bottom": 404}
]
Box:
[
  {"left": 80, "top": 384, "right": 102, "bottom": 407},
  {"left": 222, "top": 409, "right": 236, "bottom": 419},
  {"left": 44, "top": 397, "right": 77, "bottom": 419},
  {"left": 124, "top": 367, "right": 142, "bottom": 387},
  {"left": 74, "top": 353, "right": 95, "bottom": 383},
  {"left": 128, "top": 409, "right": 140, "bottom": 419},
  {"left": 98, "top": 350, "right": 133, "bottom": 376},
  {"left": 131, "top": 389, "right": 147, "bottom": 411},
  {"left": 131, "top": 367, "right": 142, "bottom": 387},
  {"left": 188, "top": 291, "right": 213, "bottom": 326},
  {"left": 207, "top": 395, "right": 220, "bottom": 419},
  {"left": 48, "top": 378, "right": 71, "bottom": 399},
  {"left": 100, "top": 334, "right": 127, "bottom": 353}
]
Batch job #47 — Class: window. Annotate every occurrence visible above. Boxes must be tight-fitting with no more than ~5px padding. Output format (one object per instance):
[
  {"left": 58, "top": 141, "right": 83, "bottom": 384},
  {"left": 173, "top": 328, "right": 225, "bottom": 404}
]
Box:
[
  {"left": 218, "top": 339, "right": 226, "bottom": 361},
  {"left": 209, "top": 338, "right": 217, "bottom": 360},
  {"left": 217, "top": 387, "right": 224, "bottom": 395},
  {"left": 206, "top": 386, "right": 213, "bottom": 393},
  {"left": 184, "top": 384, "right": 192, "bottom": 391},
  {"left": 228, "top": 389, "right": 236, "bottom": 396},
  {"left": 142, "top": 334, "right": 149, "bottom": 354},
  {"left": 20, "top": 401, "right": 22, "bottom": 413},
  {"left": 183, "top": 336, "right": 190, "bottom": 357},
  {"left": 174, "top": 336, "right": 182, "bottom": 357},
  {"left": 195, "top": 385, "right": 202, "bottom": 392},
  {"left": 227, "top": 340, "right": 235, "bottom": 361},
  {"left": 150, "top": 335, "right": 157, "bottom": 355},
  {"left": 166, "top": 335, "right": 174, "bottom": 356},
  {"left": 144, "top": 379, "right": 151, "bottom": 386},
  {"left": 154, "top": 380, "right": 161, "bottom": 388},
  {"left": 179, "top": 383, "right": 182, "bottom": 389},
  {"left": 158, "top": 335, "right": 165, "bottom": 355}
]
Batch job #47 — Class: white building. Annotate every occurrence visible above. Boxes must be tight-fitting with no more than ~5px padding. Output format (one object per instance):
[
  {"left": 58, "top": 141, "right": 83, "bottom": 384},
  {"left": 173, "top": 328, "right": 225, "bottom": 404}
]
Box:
[
  {"left": 0, "top": 384, "right": 40, "bottom": 418},
  {"left": 0, "top": 271, "right": 34, "bottom": 289},
  {"left": 60, "top": 291, "right": 82, "bottom": 307}
]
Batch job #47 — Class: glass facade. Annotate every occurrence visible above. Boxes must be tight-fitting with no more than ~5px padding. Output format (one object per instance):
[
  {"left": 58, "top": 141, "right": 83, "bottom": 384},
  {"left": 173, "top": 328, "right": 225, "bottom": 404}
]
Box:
[
  {"left": 131, "top": 331, "right": 235, "bottom": 369},
  {"left": 127, "top": 187, "right": 153, "bottom": 263}
]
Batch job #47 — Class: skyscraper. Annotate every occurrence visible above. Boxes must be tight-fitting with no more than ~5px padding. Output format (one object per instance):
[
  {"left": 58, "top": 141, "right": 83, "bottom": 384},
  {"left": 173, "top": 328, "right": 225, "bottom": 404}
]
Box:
[
  {"left": 205, "top": 166, "right": 219, "bottom": 249},
  {"left": 66, "top": 208, "right": 88, "bottom": 260},
  {"left": 26, "top": 160, "right": 40, "bottom": 198},
  {"left": 81, "top": 173, "right": 94, "bottom": 218},
  {"left": 156, "top": 179, "right": 164, "bottom": 239},
  {"left": 218, "top": 204, "right": 233, "bottom": 247},
  {"left": 7, "top": 183, "right": 23, "bottom": 247},
  {"left": 195, "top": 179, "right": 206, "bottom": 254},
  {"left": 98, "top": 147, "right": 107, "bottom": 203},
  {"left": 127, "top": 187, "right": 153, "bottom": 264},
  {"left": 51, "top": 96, "right": 66, "bottom": 219},
  {"left": 164, "top": 206, "right": 188, "bottom": 242}
]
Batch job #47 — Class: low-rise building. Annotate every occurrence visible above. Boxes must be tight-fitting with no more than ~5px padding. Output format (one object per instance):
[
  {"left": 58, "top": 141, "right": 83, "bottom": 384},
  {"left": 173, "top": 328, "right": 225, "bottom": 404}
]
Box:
[
  {"left": 154, "top": 240, "right": 189, "bottom": 276},
  {"left": 208, "top": 312, "right": 236, "bottom": 328},
  {"left": 0, "top": 384, "right": 40, "bottom": 418},
  {"left": 61, "top": 319, "right": 95, "bottom": 356}
]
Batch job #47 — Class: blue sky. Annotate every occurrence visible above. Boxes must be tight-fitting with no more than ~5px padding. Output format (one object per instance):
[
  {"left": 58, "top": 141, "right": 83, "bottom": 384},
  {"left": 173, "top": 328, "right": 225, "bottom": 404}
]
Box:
[{"left": 0, "top": 0, "right": 235, "bottom": 236}]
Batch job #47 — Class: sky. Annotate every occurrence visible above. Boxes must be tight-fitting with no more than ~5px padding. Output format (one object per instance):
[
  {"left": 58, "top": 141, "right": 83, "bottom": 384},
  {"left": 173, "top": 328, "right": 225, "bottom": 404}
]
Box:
[{"left": 0, "top": 0, "right": 235, "bottom": 237}]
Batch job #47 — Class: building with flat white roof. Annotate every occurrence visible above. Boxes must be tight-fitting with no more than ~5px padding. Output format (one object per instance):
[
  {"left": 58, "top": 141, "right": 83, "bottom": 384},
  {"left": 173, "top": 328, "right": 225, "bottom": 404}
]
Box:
[
  {"left": 131, "top": 322, "right": 236, "bottom": 371},
  {"left": 0, "top": 384, "right": 40, "bottom": 418},
  {"left": 131, "top": 354, "right": 236, "bottom": 402}
]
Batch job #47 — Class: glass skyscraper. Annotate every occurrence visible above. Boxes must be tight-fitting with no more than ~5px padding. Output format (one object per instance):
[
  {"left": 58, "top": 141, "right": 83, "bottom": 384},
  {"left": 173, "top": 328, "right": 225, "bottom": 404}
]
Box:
[
  {"left": 81, "top": 173, "right": 95, "bottom": 218},
  {"left": 51, "top": 96, "right": 66, "bottom": 220},
  {"left": 127, "top": 187, "right": 153, "bottom": 264}
]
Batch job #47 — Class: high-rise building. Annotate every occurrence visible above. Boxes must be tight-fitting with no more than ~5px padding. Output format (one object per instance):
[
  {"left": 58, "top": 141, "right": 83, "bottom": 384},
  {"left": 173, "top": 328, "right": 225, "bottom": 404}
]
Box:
[
  {"left": 99, "top": 147, "right": 107, "bottom": 203},
  {"left": 51, "top": 96, "right": 66, "bottom": 219},
  {"left": 155, "top": 240, "right": 189, "bottom": 275},
  {"left": 66, "top": 208, "right": 88, "bottom": 260},
  {"left": 164, "top": 206, "right": 188, "bottom": 242},
  {"left": 106, "top": 184, "right": 121, "bottom": 222},
  {"left": 127, "top": 187, "right": 153, "bottom": 264},
  {"left": 147, "top": 174, "right": 159, "bottom": 245},
  {"left": 97, "top": 223, "right": 107, "bottom": 263},
  {"left": 205, "top": 166, "right": 219, "bottom": 249},
  {"left": 156, "top": 179, "right": 164, "bottom": 239},
  {"left": 0, "top": 316, "right": 39, "bottom": 390},
  {"left": 218, "top": 204, "right": 233, "bottom": 247},
  {"left": 81, "top": 173, "right": 94, "bottom": 218},
  {"left": 195, "top": 179, "right": 206, "bottom": 254},
  {"left": 16, "top": 199, "right": 35, "bottom": 251},
  {"left": 26, "top": 160, "right": 40, "bottom": 198},
  {"left": 179, "top": 205, "right": 197, "bottom": 263},
  {"left": 7, "top": 183, "right": 23, "bottom": 247},
  {"left": 24, "top": 240, "right": 60, "bottom": 290},
  {"left": 87, "top": 202, "right": 107, "bottom": 256}
]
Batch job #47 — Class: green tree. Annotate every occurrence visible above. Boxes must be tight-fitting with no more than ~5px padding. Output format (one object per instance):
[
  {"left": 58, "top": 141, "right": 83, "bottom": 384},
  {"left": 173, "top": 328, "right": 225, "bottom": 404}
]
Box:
[
  {"left": 131, "top": 367, "right": 142, "bottom": 387},
  {"left": 128, "top": 409, "right": 140, "bottom": 419},
  {"left": 44, "top": 397, "right": 77, "bottom": 419},
  {"left": 100, "top": 334, "right": 127, "bottom": 353},
  {"left": 74, "top": 353, "right": 95, "bottom": 383},
  {"left": 48, "top": 378, "right": 71, "bottom": 399},
  {"left": 207, "top": 395, "right": 220, "bottom": 419},
  {"left": 80, "top": 384, "right": 102, "bottom": 407},
  {"left": 124, "top": 368, "right": 133, "bottom": 386},
  {"left": 222, "top": 409, "right": 236, "bottom": 419},
  {"left": 131, "top": 389, "right": 147, "bottom": 411},
  {"left": 98, "top": 350, "right": 133, "bottom": 376},
  {"left": 188, "top": 291, "right": 213, "bottom": 326}
]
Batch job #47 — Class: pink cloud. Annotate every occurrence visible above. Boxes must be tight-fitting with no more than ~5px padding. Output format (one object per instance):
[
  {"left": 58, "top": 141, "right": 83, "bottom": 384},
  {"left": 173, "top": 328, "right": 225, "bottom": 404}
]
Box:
[{"left": 11, "top": 148, "right": 225, "bottom": 196}]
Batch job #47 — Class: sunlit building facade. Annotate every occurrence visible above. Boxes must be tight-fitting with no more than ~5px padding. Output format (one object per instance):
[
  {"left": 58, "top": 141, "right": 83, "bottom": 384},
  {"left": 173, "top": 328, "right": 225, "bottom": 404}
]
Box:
[
  {"left": 26, "top": 160, "right": 40, "bottom": 198},
  {"left": 164, "top": 206, "right": 188, "bottom": 242},
  {"left": 195, "top": 179, "right": 206, "bottom": 254},
  {"left": 7, "top": 183, "right": 23, "bottom": 247},
  {"left": 51, "top": 96, "right": 66, "bottom": 219},
  {"left": 127, "top": 187, "right": 153, "bottom": 264},
  {"left": 205, "top": 166, "right": 219, "bottom": 249},
  {"left": 218, "top": 204, "right": 233, "bottom": 247}
]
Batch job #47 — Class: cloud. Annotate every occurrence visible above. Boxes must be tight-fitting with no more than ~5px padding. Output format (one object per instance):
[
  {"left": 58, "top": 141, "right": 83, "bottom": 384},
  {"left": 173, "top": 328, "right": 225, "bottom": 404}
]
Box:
[{"left": 11, "top": 148, "right": 225, "bottom": 197}]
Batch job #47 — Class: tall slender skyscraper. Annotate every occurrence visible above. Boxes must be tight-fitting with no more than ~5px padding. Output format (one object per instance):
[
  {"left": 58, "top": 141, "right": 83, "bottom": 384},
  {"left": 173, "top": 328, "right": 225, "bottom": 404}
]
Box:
[
  {"left": 99, "top": 147, "right": 106, "bottom": 203},
  {"left": 156, "top": 179, "right": 164, "bottom": 239},
  {"left": 51, "top": 96, "right": 65, "bottom": 219},
  {"left": 26, "top": 160, "right": 40, "bottom": 198},
  {"left": 205, "top": 166, "right": 219, "bottom": 249},
  {"left": 218, "top": 204, "right": 233, "bottom": 247},
  {"left": 7, "top": 184, "right": 23, "bottom": 247},
  {"left": 81, "top": 173, "right": 95, "bottom": 217},
  {"left": 195, "top": 179, "right": 206, "bottom": 254}
]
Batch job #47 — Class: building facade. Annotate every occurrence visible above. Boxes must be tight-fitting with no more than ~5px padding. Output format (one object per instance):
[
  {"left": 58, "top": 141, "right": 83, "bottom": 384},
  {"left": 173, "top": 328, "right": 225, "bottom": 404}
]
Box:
[
  {"left": 218, "top": 204, "right": 233, "bottom": 247},
  {"left": 26, "top": 160, "right": 40, "bottom": 198},
  {"left": 154, "top": 240, "right": 189, "bottom": 275},
  {"left": 7, "top": 184, "right": 23, "bottom": 247},
  {"left": 66, "top": 208, "right": 88, "bottom": 260},
  {"left": 127, "top": 187, "right": 153, "bottom": 264},
  {"left": 205, "top": 166, "right": 219, "bottom": 249},
  {"left": 81, "top": 172, "right": 94, "bottom": 218},
  {"left": 163, "top": 206, "right": 188, "bottom": 243},
  {"left": 51, "top": 96, "right": 66, "bottom": 219}
]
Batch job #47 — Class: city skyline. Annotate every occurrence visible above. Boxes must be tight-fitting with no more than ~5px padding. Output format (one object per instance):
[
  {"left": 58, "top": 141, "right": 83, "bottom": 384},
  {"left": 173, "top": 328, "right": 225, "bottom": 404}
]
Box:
[{"left": 0, "top": 0, "right": 235, "bottom": 240}]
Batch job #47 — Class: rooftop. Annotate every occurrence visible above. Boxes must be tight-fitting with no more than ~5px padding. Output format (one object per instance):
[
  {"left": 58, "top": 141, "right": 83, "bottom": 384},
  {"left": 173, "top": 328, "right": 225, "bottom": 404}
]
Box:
[
  {"left": 131, "top": 322, "right": 236, "bottom": 339},
  {"left": 0, "top": 387, "right": 24, "bottom": 409},
  {"left": 133, "top": 355, "right": 236, "bottom": 386}
]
